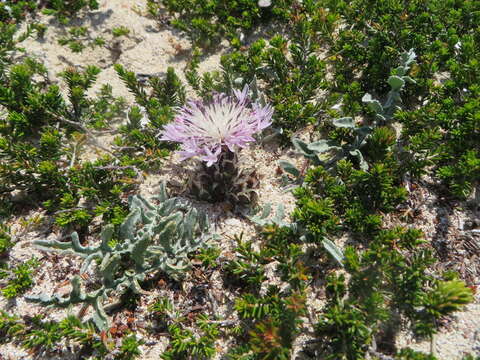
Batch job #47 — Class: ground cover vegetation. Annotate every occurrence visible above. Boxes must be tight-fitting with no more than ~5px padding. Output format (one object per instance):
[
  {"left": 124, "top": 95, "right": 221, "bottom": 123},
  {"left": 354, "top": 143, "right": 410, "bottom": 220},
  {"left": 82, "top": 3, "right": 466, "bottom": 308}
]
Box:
[{"left": 0, "top": 0, "right": 479, "bottom": 359}]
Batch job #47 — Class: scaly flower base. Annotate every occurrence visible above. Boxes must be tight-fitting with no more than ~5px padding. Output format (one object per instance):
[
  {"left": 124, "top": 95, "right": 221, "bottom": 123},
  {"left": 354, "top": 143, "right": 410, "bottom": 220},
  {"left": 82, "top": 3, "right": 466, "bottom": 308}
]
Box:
[{"left": 189, "top": 148, "right": 259, "bottom": 206}]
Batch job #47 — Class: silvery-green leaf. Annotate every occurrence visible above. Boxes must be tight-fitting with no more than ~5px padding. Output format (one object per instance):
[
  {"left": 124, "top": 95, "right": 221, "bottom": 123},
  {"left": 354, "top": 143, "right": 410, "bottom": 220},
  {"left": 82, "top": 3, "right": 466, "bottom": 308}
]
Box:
[
  {"left": 375, "top": 113, "right": 386, "bottom": 122},
  {"left": 354, "top": 126, "right": 372, "bottom": 147},
  {"left": 402, "top": 76, "right": 416, "bottom": 84},
  {"left": 362, "top": 93, "right": 383, "bottom": 114},
  {"left": 248, "top": 204, "right": 271, "bottom": 226},
  {"left": 119, "top": 208, "right": 141, "bottom": 240},
  {"left": 260, "top": 203, "right": 272, "bottom": 219},
  {"left": 100, "top": 225, "right": 114, "bottom": 249},
  {"left": 332, "top": 117, "right": 355, "bottom": 128},
  {"left": 272, "top": 204, "right": 286, "bottom": 225},
  {"left": 394, "top": 65, "right": 407, "bottom": 76},
  {"left": 279, "top": 160, "right": 300, "bottom": 177},
  {"left": 307, "top": 139, "right": 335, "bottom": 153},
  {"left": 261, "top": 130, "right": 280, "bottom": 144},
  {"left": 349, "top": 149, "right": 369, "bottom": 171},
  {"left": 402, "top": 49, "right": 416, "bottom": 66},
  {"left": 92, "top": 297, "right": 109, "bottom": 330},
  {"left": 292, "top": 138, "right": 314, "bottom": 157},
  {"left": 81, "top": 252, "right": 101, "bottom": 274},
  {"left": 322, "top": 239, "right": 344, "bottom": 266},
  {"left": 388, "top": 75, "right": 405, "bottom": 91},
  {"left": 157, "top": 182, "right": 168, "bottom": 202},
  {"left": 258, "top": 0, "right": 271, "bottom": 7},
  {"left": 249, "top": 76, "right": 260, "bottom": 100},
  {"left": 331, "top": 101, "right": 343, "bottom": 111}
]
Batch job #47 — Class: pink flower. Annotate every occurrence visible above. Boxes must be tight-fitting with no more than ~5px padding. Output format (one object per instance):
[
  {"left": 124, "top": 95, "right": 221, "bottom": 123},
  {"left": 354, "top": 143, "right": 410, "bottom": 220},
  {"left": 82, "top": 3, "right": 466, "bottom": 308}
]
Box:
[
  {"left": 159, "top": 86, "right": 273, "bottom": 166},
  {"left": 201, "top": 146, "right": 221, "bottom": 167}
]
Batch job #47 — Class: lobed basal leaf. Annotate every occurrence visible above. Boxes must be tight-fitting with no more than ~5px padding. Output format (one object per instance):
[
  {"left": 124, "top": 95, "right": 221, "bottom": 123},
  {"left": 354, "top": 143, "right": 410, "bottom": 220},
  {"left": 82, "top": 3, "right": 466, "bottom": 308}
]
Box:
[{"left": 27, "top": 183, "right": 213, "bottom": 330}]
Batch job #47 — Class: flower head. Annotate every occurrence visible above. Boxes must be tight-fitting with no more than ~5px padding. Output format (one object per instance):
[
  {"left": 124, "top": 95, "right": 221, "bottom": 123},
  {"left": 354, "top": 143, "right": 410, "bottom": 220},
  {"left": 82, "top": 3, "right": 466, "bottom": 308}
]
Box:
[{"left": 159, "top": 86, "right": 273, "bottom": 166}]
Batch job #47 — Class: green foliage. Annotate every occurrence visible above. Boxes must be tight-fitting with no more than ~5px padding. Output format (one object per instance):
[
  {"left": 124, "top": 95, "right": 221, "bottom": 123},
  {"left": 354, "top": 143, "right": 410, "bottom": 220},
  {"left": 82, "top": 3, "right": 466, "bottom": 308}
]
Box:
[
  {"left": 0, "top": 311, "right": 26, "bottom": 343},
  {"left": 362, "top": 49, "right": 417, "bottom": 125},
  {"left": 0, "top": 1, "right": 37, "bottom": 22},
  {"left": 161, "top": 315, "right": 219, "bottom": 360},
  {"left": 0, "top": 223, "right": 12, "bottom": 255},
  {"left": 326, "top": 0, "right": 480, "bottom": 98},
  {"left": 57, "top": 26, "right": 106, "bottom": 53},
  {"left": 0, "top": 0, "right": 98, "bottom": 24},
  {"left": 222, "top": 26, "right": 326, "bottom": 141},
  {"left": 148, "top": 0, "right": 291, "bottom": 49},
  {"left": 115, "top": 64, "right": 185, "bottom": 116},
  {"left": 0, "top": 312, "right": 108, "bottom": 355},
  {"left": 293, "top": 158, "right": 406, "bottom": 238},
  {"left": 292, "top": 194, "right": 340, "bottom": 238},
  {"left": 59, "top": 65, "right": 101, "bottom": 120},
  {"left": 114, "top": 64, "right": 184, "bottom": 169},
  {"left": 0, "top": 25, "right": 47, "bottom": 89},
  {"left": 462, "top": 356, "right": 480, "bottom": 360},
  {"left": 42, "top": 0, "right": 99, "bottom": 24},
  {"left": 223, "top": 222, "right": 311, "bottom": 359},
  {"left": 1, "top": 0, "right": 478, "bottom": 358},
  {"left": 112, "top": 26, "right": 130, "bottom": 37},
  {"left": 396, "top": 348, "right": 438, "bottom": 360},
  {"left": 437, "top": 150, "right": 480, "bottom": 200},
  {"left": 317, "top": 228, "right": 433, "bottom": 359},
  {"left": 282, "top": 49, "right": 416, "bottom": 181},
  {"left": 118, "top": 334, "right": 144, "bottom": 360},
  {"left": 28, "top": 184, "right": 213, "bottom": 330},
  {"left": 226, "top": 235, "right": 268, "bottom": 290},
  {"left": 413, "top": 279, "right": 474, "bottom": 337},
  {"left": 195, "top": 246, "right": 221, "bottom": 268},
  {"left": 231, "top": 287, "right": 306, "bottom": 360},
  {"left": 0, "top": 257, "right": 39, "bottom": 299},
  {"left": 150, "top": 298, "right": 220, "bottom": 359},
  {"left": 0, "top": 58, "right": 63, "bottom": 136},
  {"left": 401, "top": 76, "right": 480, "bottom": 198},
  {"left": 0, "top": 58, "right": 133, "bottom": 229}
]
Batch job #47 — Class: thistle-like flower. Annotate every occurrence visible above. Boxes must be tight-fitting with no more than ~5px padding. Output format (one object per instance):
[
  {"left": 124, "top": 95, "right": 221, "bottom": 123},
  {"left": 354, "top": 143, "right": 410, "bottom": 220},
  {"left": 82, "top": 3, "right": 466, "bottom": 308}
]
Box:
[{"left": 159, "top": 86, "right": 273, "bottom": 166}]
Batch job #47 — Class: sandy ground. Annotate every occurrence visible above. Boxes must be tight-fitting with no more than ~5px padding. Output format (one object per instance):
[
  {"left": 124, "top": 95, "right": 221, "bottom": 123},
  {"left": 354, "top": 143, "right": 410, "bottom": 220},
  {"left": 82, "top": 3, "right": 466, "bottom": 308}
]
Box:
[{"left": 1, "top": 0, "right": 479, "bottom": 359}]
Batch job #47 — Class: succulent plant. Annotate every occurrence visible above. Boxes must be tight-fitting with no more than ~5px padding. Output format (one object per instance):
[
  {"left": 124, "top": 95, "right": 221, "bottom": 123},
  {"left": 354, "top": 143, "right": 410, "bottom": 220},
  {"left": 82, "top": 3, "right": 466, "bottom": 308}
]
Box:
[
  {"left": 280, "top": 50, "right": 417, "bottom": 183},
  {"left": 160, "top": 86, "right": 272, "bottom": 206},
  {"left": 280, "top": 117, "right": 372, "bottom": 185},
  {"left": 27, "top": 183, "right": 213, "bottom": 330},
  {"left": 362, "top": 49, "right": 416, "bottom": 125}
]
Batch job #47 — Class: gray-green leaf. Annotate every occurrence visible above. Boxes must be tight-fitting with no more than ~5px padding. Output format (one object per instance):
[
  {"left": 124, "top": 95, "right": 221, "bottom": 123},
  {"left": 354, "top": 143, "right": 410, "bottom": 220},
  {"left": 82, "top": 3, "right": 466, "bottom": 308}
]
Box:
[
  {"left": 279, "top": 160, "right": 300, "bottom": 177},
  {"left": 322, "top": 238, "right": 344, "bottom": 266},
  {"left": 332, "top": 117, "right": 355, "bottom": 128}
]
